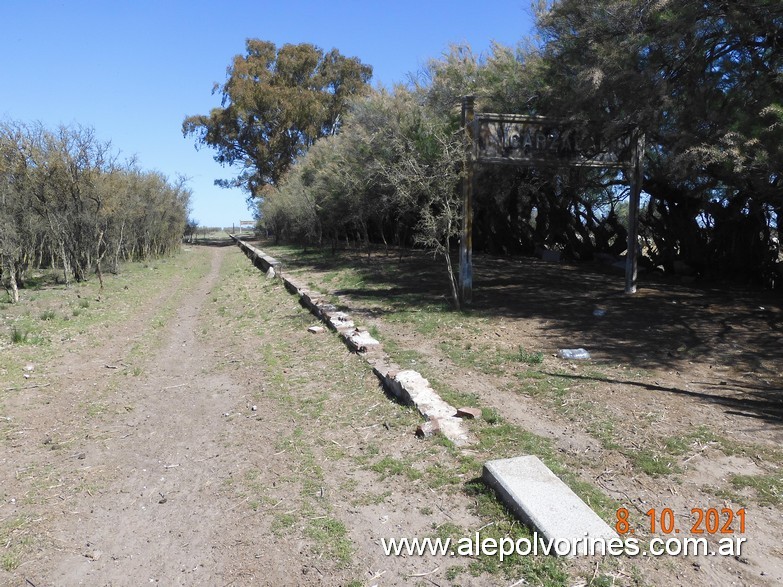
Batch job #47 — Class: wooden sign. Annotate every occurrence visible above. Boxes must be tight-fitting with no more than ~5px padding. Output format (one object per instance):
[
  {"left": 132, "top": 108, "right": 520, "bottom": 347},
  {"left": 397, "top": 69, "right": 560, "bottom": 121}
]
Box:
[
  {"left": 459, "top": 96, "right": 644, "bottom": 304},
  {"left": 473, "top": 114, "right": 628, "bottom": 168}
]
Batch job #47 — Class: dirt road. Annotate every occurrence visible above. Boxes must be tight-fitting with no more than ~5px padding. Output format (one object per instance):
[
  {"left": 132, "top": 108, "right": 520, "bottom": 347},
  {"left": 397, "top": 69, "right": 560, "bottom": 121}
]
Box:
[
  {"left": 2, "top": 245, "right": 492, "bottom": 586},
  {"left": 2, "top": 242, "right": 781, "bottom": 586},
  {"left": 4, "top": 247, "right": 282, "bottom": 584}
]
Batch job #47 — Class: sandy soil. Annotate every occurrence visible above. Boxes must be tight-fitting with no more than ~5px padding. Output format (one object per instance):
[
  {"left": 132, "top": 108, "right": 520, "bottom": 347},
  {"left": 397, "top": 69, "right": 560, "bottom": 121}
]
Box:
[
  {"left": 260, "top": 240, "right": 783, "bottom": 587},
  {"left": 2, "top": 241, "right": 782, "bottom": 587}
]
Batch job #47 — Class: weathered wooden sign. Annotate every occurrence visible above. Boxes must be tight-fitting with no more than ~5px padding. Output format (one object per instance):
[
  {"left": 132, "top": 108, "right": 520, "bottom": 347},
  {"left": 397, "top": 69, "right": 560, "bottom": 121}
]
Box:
[
  {"left": 473, "top": 114, "right": 628, "bottom": 168},
  {"left": 459, "top": 96, "right": 644, "bottom": 304}
]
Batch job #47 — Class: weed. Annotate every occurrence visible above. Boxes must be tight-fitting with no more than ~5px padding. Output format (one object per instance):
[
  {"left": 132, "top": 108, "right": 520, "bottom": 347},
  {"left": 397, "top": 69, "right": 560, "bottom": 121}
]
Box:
[
  {"left": 351, "top": 490, "right": 391, "bottom": 506},
  {"left": 424, "top": 462, "right": 462, "bottom": 489},
  {"left": 1, "top": 551, "right": 20, "bottom": 572},
  {"left": 431, "top": 521, "right": 464, "bottom": 541},
  {"left": 706, "top": 485, "right": 747, "bottom": 507},
  {"left": 382, "top": 339, "right": 423, "bottom": 368},
  {"left": 482, "top": 407, "right": 501, "bottom": 424},
  {"left": 463, "top": 480, "right": 568, "bottom": 583},
  {"left": 369, "top": 456, "right": 422, "bottom": 481},
  {"left": 514, "top": 346, "right": 544, "bottom": 365},
  {"left": 477, "top": 421, "right": 555, "bottom": 462},
  {"left": 271, "top": 513, "right": 297, "bottom": 535},
  {"left": 10, "top": 326, "right": 30, "bottom": 344},
  {"left": 78, "top": 299, "right": 90, "bottom": 308},
  {"left": 306, "top": 517, "right": 353, "bottom": 566},
  {"left": 441, "top": 341, "right": 544, "bottom": 375},
  {"left": 39, "top": 309, "right": 56, "bottom": 321},
  {"left": 626, "top": 449, "right": 681, "bottom": 477},
  {"left": 587, "top": 419, "right": 621, "bottom": 450}
]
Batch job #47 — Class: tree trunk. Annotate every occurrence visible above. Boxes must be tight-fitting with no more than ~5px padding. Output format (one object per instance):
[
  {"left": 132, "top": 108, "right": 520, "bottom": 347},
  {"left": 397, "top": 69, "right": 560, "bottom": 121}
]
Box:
[
  {"left": 60, "top": 241, "right": 71, "bottom": 286},
  {"left": 441, "top": 237, "right": 460, "bottom": 311},
  {"left": 5, "top": 259, "right": 20, "bottom": 304},
  {"left": 95, "top": 230, "right": 107, "bottom": 290}
]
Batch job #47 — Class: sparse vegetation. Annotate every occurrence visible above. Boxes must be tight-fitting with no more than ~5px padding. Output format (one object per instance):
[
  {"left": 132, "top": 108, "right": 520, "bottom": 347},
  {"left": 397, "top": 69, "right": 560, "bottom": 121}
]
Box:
[{"left": 10, "top": 325, "right": 30, "bottom": 344}]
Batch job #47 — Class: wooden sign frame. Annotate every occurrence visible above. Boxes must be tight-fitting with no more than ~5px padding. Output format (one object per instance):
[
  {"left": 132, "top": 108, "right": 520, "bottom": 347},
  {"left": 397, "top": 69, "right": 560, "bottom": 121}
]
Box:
[{"left": 459, "top": 96, "right": 644, "bottom": 304}]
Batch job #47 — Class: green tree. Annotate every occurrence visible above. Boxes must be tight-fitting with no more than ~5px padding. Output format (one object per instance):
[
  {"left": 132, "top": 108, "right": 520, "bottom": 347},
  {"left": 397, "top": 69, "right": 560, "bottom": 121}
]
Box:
[
  {"left": 536, "top": 0, "right": 783, "bottom": 281},
  {"left": 182, "top": 40, "right": 372, "bottom": 199}
]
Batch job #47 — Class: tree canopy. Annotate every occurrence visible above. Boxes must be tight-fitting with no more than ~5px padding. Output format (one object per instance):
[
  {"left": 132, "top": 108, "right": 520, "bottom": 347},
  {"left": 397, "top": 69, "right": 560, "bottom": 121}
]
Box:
[
  {"left": 1, "top": 121, "right": 191, "bottom": 301},
  {"left": 194, "top": 2, "right": 782, "bottom": 295},
  {"left": 182, "top": 40, "right": 372, "bottom": 198},
  {"left": 536, "top": 0, "right": 783, "bottom": 281}
]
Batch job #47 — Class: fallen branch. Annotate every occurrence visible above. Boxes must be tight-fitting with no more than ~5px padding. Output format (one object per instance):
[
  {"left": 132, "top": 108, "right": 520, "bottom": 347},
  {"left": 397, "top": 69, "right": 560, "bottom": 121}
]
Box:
[{"left": 408, "top": 566, "right": 440, "bottom": 578}]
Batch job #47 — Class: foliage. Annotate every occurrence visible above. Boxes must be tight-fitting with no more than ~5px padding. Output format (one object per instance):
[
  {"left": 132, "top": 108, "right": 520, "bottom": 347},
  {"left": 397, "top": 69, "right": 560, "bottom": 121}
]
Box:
[
  {"left": 0, "top": 121, "right": 190, "bottom": 300},
  {"left": 182, "top": 40, "right": 372, "bottom": 199},
  {"left": 261, "top": 87, "right": 465, "bottom": 306},
  {"left": 536, "top": 0, "right": 783, "bottom": 283},
  {"left": 199, "top": 3, "right": 782, "bottom": 290}
]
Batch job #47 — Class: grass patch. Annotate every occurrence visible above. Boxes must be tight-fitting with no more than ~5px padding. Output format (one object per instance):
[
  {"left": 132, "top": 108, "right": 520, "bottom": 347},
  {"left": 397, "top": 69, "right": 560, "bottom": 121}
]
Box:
[
  {"left": 306, "top": 516, "right": 353, "bottom": 566},
  {"left": 0, "top": 514, "right": 33, "bottom": 571},
  {"left": 587, "top": 419, "right": 621, "bottom": 450},
  {"left": 39, "top": 309, "right": 56, "bottom": 321},
  {"left": 513, "top": 346, "right": 544, "bottom": 365},
  {"left": 381, "top": 338, "right": 424, "bottom": 369},
  {"left": 730, "top": 473, "right": 783, "bottom": 505},
  {"left": 441, "top": 341, "right": 545, "bottom": 376},
  {"left": 626, "top": 448, "right": 682, "bottom": 477},
  {"left": 463, "top": 480, "right": 569, "bottom": 584},
  {"left": 369, "top": 456, "right": 422, "bottom": 481},
  {"left": 271, "top": 513, "right": 297, "bottom": 535},
  {"left": 1, "top": 551, "right": 20, "bottom": 572},
  {"left": 10, "top": 325, "right": 30, "bottom": 344}
]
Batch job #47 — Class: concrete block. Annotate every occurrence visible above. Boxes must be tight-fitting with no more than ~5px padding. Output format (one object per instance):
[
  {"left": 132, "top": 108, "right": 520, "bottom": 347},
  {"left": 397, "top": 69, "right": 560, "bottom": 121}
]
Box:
[
  {"left": 345, "top": 329, "right": 380, "bottom": 353},
  {"left": 416, "top": 417, "right": 470, "bottom": 446},
  {"left": 483, "top": 455, "right": 618, "bottom": 552},
  {"left": 393, "top": 370, "right": 455, "bottom": 420},
  {"left": 328, "top": 312, "right": 355, "bottom": 331}
]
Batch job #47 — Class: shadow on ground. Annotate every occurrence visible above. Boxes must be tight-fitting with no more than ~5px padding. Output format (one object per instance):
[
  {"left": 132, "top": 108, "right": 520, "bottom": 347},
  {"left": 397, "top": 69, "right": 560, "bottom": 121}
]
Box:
[
  {"left": 250, "top": 238, "right": 783, "bottom": 424},
  {"left": 186, "top": 237, "right": 237, "bottom": 248}
]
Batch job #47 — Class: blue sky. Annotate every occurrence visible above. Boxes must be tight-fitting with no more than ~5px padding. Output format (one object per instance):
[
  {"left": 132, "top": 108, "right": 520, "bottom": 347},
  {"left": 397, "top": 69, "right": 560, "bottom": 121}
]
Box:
[{"left": 2, "top": 1, "right": 535, "bottom": 227}]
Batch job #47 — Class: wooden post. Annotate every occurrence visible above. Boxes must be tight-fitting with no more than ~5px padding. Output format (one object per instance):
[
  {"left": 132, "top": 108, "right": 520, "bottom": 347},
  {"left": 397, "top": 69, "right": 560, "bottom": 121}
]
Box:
[
  {"left": 625, "top": 131, "right": 645, "bottom": 294},
  {"left": 460, "top": 96, "right": 475, "bottom": 306}
]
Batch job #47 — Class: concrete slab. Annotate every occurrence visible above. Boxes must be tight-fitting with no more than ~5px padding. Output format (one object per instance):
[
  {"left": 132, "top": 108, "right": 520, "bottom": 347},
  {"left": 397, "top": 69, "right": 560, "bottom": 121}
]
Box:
[
  {"left": 483, "top": 455, "right": 618, "bottom": 551},
  {"left": 345, "top": 329, "right": 380, "bottom": 353},
  {"left": 393, "top": 370, "right": 456, "bottom": 420},
  {"left": 327, "top": 312, "right": 355, "bottom": 330}
]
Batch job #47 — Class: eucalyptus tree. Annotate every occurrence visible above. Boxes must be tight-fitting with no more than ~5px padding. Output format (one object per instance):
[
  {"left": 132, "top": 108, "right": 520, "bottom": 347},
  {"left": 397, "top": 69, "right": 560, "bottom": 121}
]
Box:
[{"left": 182, "top": 40, "right": 372, "bottom": 200}]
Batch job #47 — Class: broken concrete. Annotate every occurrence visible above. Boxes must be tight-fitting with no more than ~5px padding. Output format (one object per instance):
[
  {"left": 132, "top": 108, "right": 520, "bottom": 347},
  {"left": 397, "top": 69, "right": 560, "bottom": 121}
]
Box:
[
  {"left": 229, "top": 235, "right": 473, "bottom": 447},
  {"left": 456, "top": 406, "right": 482, "bottom": 420},
  {"left": 345, "top": 329, "right": 380, "bottom": 353}
]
